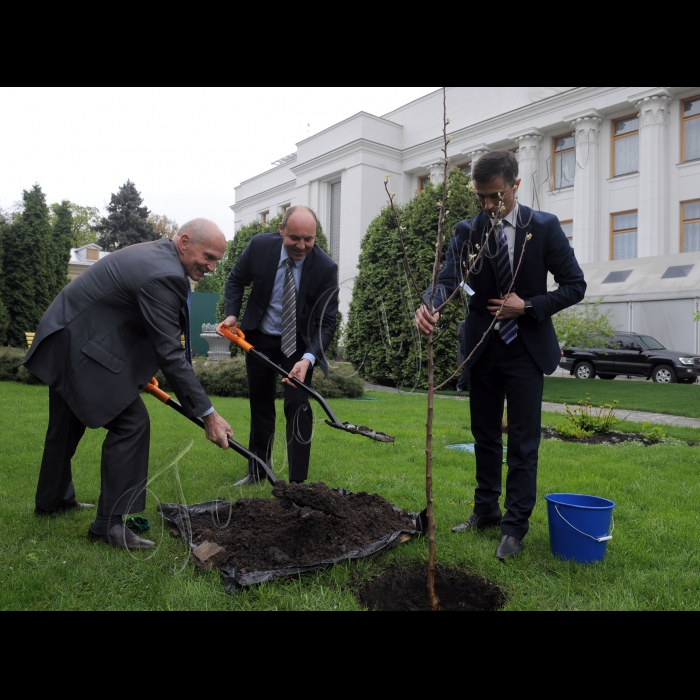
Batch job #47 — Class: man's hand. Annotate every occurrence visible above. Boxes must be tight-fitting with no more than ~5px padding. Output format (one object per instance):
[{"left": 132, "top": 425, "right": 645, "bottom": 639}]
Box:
[
  {"left": 217, "top": 317, "right": 238, "bottom": 337},
  {"left": 283, "top": 359, "right": 311, "bottom": 388},
  {"left": 415, "top": 305, "right": 440, "bottom": 336},
  {"left": 488, "top": 293, "right": 526, "bottom": 320},
  {"left": 202, "top": 411, "right": 234, "bottom": 450}
]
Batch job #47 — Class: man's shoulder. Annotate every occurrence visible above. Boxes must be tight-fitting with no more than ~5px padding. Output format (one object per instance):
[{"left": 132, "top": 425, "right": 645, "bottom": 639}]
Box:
[
  {"left": 521, "top": 206, "right": 560, "bottom": 230},
  {"left": 249, "top": 233, "right": 283, "bottom": 249},
  {"left": 310, "top": 245, "right": 337, "bottom": 272}
]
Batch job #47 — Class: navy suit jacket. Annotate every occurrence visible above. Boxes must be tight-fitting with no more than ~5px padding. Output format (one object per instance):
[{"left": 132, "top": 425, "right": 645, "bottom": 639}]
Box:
[
  {"left": 24, "top": 239, "right": 212, "bottom": 428},
  {"left": 428, "top": 205, "right": 587, "bottom": 375},
  {"left": 224, "top": 234, "right": 339, "bottom": 377}
]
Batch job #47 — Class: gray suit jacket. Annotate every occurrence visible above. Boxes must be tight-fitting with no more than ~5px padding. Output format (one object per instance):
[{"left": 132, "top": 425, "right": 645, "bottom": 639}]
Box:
[{"left": 24, "top": 238, "right": 212, "bottom": 428}]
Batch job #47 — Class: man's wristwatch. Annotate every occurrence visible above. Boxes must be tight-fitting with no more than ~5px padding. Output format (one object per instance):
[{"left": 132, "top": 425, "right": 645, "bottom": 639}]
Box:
[{"left": 523, "top": 299, "right": 536, "bottom": 318}]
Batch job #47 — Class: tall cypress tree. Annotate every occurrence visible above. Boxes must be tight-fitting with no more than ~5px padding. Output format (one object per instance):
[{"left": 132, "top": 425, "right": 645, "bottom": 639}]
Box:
[
  {"left": 2, "top": 185, "right": 54, "bottom": 348},
  {"left": 0, "top": 217, "right": 10, "bottom": 346},
  {"left": 95, "top": 180, "right": 158, "bottom": 251},
  {"left": 51, "top": 201, "right": 74, "bottom": 298}
]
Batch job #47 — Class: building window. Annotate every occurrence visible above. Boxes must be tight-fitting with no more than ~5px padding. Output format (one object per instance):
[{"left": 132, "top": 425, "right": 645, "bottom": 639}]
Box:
[
  {"left": 611, "top": 211, "right": 638, "bottom": 260},
  {"left": 459, "top": 163, "right": 472, "bottom": 177},
  {"left": 682, "top": 200, "right": 700, "bottom": 252},
  {"left": 683, "top": 95, "right": 700, "bottom": 163},
  {"left": 329, "top": 182, "right": 342, "bottom": 263},
  {"left": 261, "top": 211, "right": 269, "bottom": 225},
  {"left": 281, "top": 203, "right": 291, "bottom": 215},
  {"left": 553, "top": 133, "right": 576, "bottom": 189},
  {"left": 560, "top": 220, "right": 574, "bottom": 248},
  {"left": 86, "top": 248, "right": 100, "bottom": 261},
  {"left": 419, "top": 175, "right": 431, "bottom": 191},
  {"left": 612, "top": 115, "right": 639, "bottom": 177}
]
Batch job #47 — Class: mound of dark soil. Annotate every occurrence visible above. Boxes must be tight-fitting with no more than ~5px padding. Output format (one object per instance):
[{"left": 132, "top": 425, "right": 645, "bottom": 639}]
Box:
[
  {"left": 358, "top": 565, "right": 506, "bottom": 612},
  {"left": 186, "top": 483, "right": 417, "bottom": 574},
  {"left": 540, "top": 427, "right": 650, "bottom": 446}
]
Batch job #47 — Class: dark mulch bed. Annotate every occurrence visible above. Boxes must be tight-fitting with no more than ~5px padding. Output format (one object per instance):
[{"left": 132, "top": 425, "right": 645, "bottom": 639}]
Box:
[
  {"left": 540, "top": 427, "right": 652, "bottom": 446},
  {"left": 185, "top": 482, "right": 417, "bottom": 574},
  {"left": 357, "top": 565, "right": 506, "bottom": 612}
]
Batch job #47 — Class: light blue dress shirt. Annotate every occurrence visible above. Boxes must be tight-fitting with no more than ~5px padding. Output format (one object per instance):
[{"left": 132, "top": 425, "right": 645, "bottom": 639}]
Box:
[{"left": 260, "top": 247, "right": 316, "bottom": 366}]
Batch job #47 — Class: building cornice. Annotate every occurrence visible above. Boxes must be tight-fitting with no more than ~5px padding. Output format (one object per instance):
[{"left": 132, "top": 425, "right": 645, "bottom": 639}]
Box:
[
  {"left": 291, "top": 138, "right": 402, "bottom": 177},
  {"left": 231, "top": 179, "right": 297, "bottom": 213},
  {"left": 294, "top": 111, "right": 403, "bottom": 149}
]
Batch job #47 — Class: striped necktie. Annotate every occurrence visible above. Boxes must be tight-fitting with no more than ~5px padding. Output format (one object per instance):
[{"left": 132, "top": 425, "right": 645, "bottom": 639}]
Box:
[
  {"left": 184, "top": 287, "right": 193, "bottom": 364},
  {"left": 281, "top": 258, "right": 297, "bottom": 358},
  {"left": 496, "top": 224, "right": 518, "bottom": 345}
]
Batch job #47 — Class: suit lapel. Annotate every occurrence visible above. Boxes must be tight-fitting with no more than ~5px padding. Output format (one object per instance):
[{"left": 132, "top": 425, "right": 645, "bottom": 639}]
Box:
[
  {"left": 261, "top": 237, "right": 284, "bottom": 311},
  {"left": 513, "top": 205, "right": 533, "bottom": 290}
]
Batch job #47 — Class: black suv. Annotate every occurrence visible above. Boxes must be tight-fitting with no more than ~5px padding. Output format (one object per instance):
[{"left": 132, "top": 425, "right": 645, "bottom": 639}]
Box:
[{"left": 560, "top": 333, "right": 700, "bottom": 384}]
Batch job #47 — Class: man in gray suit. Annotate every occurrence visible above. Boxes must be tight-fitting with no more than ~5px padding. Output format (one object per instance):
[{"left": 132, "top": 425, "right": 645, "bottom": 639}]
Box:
[{"left": 24, "top": 219, "right": 233, "bottom": 550}]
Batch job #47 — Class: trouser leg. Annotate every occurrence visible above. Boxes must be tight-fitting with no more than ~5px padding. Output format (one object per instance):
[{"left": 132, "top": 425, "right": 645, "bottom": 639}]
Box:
[
  {"left": 35, "top": 387, "right": 87, "bottom": 512},
  {"left": 282, "top": 350, "right": 314, "bottom": 484},
  {"left": 500, "top": 336, "right": 544, "bottom": 540},
  {"left": 245, "top": 330, "right": 279, "bottom": 478},
  {"left": 98, "top": 396, "right": 150, "bottom": 517},
  {"left": 469, "top": 338, "right": 506, "bottom": 515}
]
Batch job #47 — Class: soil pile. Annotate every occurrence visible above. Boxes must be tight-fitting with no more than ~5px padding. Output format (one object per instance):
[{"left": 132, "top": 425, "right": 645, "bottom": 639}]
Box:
[
  {"left": 186, "top": 483, "right": 417, "bottom": 574},
  {"left": 358, "top": 565, "right": 506, "bottom": 612}
]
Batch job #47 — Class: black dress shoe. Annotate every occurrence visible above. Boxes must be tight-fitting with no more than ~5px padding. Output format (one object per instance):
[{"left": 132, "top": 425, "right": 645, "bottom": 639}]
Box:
[
  {"left": 234, "top": 474, "right": 264, "bottom": 487},
  {"left": 88, "top": 523, "right": 155, "bottom": 551},
  {"left": 35, "top": 502, "right": 95, "bottom": 517},
  {"left": 496, "top": 536, "right": 525, "bottom": 562},
  {"left": 452, "top": 510, "right": 503, "bottom": 534}
]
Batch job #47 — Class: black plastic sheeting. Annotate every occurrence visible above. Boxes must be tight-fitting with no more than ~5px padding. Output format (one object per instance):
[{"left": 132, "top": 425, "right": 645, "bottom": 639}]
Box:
[{"left": 158, "top": 492, "right": 428, "bottom": 594}]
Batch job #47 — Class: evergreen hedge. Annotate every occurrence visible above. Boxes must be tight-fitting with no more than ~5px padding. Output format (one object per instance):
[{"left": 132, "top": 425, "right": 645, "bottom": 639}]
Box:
[{"left": 345, "top": 169, "right": 478, "bottom": 390}]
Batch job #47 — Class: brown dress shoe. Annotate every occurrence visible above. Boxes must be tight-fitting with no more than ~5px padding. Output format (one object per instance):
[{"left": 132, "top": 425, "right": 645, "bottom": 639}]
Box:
[{"left": 88, "top": 523, "right": 156, "bottom": 551}]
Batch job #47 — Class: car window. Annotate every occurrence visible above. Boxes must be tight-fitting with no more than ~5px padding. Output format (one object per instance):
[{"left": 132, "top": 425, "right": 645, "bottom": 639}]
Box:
[
  {"left": 638, "top": 336, "right": 666, "bottom": 351},
  {"left": 618, "top": 336, "right": 642, "bottom": 351}
]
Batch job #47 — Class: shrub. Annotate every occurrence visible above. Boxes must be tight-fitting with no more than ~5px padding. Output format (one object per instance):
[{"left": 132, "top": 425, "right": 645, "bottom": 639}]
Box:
[
  {"left": 563, "top": 395, "right": 627, "bottom": 435},
  {"left": 556, "top": 422, "right": 594, "bottom": 440},
  {"left": 0, "top": 347, "right": 25, "bottom": 381}
]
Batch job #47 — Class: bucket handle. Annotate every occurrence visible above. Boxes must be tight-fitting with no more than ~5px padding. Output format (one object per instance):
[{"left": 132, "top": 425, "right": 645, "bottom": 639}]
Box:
[{"left": 555, "top": 506, "right": 615, "bottom": 544}]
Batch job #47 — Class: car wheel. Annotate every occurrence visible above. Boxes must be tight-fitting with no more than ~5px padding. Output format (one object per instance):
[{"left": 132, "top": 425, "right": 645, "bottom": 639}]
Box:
[
  {"left": 599, "top": 374, "right": 617, "bottom": 380},
  {"left": 575, "top": 362, "right": 596, "bottom": 380},
  {"left": 652, "top": 366, "right": 677, "bottom": 384}
]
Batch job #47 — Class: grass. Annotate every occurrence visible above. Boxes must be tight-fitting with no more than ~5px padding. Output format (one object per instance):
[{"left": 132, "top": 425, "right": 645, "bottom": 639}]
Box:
[
  {"left": 1, "top": 382, "right": 699, "bottom": 611},
  {"left": 541, "top": 377, "right": 700, "bottom": 419}
]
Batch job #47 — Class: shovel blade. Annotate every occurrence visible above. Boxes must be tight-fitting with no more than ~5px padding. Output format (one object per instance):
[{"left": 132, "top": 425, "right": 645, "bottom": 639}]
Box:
[{"left": 325, "top": 421, "right": 396, "bottom": 444}]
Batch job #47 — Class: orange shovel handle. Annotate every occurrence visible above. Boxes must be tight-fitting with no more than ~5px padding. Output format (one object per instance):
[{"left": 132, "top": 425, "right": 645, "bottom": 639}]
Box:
[
  {"left": 144, "top": 377, "right": 172, "bottom": 405},
  {"left": 218, "top": 326, "right": 253, "bottom": 353}
]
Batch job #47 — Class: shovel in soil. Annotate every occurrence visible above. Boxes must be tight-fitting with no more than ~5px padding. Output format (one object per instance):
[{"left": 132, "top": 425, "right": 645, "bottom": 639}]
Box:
[
  {"left": 218, "top": 327, "right": 395, "bottom": 444},
  {"left": 144, "top": 377, "right": 279, "bottom": 485}
]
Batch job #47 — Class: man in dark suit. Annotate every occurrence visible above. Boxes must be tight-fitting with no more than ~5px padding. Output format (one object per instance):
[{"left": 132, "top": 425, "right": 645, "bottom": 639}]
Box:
[
  {"left": 24, "top": 219, "right": 234, "bottom": 550},
  {"left": 416, "top": 151, "right": 586, "bottom": 561},
  {"left": 219, "top": 206, "right": 339, "bottom": 486}
]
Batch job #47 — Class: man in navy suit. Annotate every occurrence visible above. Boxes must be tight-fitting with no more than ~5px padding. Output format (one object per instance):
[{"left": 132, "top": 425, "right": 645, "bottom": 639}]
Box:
[
  {"left": 220, "top": 206, "right": 339, "bottom": 486},
  {"left": 416, "top": 151, "right": 586, "bottom": 561}
]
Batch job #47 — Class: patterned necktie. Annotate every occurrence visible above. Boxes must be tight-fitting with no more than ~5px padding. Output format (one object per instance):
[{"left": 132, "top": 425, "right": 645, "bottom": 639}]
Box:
[
  {"left": 281, "top": 259, "right": 297, "bottom": 358},
  {"left": 184, "top": 287, "right": 193, "bottom": 364},
  {"left": 497, "top": 224, "right": 518, "bottom": 345}
]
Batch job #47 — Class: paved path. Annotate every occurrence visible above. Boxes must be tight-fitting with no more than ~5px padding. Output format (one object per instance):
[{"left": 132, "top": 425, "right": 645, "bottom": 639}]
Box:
[{"left": 364, "top": 383, "right": 700, "bottom": 430}]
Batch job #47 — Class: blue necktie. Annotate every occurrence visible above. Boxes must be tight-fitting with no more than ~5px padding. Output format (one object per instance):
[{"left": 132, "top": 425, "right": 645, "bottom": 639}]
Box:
[
  {"left": 497, "top": 225, "right": 518, "bottom": 345},
  {"left": 185, "top": 288, "right": 193, "bottom": 364}
]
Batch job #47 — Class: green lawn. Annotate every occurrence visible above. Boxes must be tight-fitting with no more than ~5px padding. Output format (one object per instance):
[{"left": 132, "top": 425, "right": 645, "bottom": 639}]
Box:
[
  {"left": 541, "top": 377, "right": 700, "bottom": 419},
  {"left": 1, "top": 382, "right": 699, "bottom": 611}
]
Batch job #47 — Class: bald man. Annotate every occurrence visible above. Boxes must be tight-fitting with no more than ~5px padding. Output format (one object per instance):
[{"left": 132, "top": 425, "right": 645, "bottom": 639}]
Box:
[
  {"left": 220, "top": 206, "right": 338, "bottom": 486},
  {"left": 24, "top": 220, "right": 233, "bottom": 550}
]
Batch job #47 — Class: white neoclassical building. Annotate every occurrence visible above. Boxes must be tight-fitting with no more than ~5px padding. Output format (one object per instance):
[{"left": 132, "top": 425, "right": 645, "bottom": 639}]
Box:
[{"left": 232, "top": 87, "right": 700, "bottom": 353}]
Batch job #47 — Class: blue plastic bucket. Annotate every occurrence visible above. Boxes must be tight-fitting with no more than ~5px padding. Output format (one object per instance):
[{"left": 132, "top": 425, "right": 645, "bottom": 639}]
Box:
[{"left": 545, "top": 494, "right": 616, "bottom": 565}]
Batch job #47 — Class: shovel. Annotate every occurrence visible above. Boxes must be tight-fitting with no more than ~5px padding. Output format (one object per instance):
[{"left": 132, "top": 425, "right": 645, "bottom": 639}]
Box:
[
  {"left": 144, "top": 377, "right": 279, "bottom": 485},
  {"left": 217, "top": 327, "right": 395, "bottom": 444}
]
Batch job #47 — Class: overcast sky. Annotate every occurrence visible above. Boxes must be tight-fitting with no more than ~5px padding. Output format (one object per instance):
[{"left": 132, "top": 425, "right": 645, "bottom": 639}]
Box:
[{"left": 0, "top": 87, "right": 440, "bottom": 239}]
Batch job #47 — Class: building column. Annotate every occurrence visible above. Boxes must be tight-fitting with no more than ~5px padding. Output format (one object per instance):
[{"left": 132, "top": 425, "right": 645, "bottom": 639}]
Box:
[
  {"left": 569, "top": 112, "right": 603, "bottom": 264},
  {"left": 428, "top": 162, "right": 446, "bottom": 186},
  {"left": 465, "top": 145, "right": 490, "bottom": 172},
  {"left": 513, "top": 129, "right": 544, "bottom": 210},
  {"left": 635, "top": 93, "right": 672, "bottom": 258}
]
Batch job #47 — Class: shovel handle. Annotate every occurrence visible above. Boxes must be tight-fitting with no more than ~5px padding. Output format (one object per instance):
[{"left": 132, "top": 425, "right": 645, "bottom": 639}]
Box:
[
  {"left": 218, "top": 326, "right": 253, "bottom": 353},
  {"left": 145, "top": 377, "right": 172, "bottom": 405}
]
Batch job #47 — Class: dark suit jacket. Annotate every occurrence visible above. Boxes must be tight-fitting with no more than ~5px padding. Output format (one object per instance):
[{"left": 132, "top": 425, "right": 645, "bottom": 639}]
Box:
[
  {"left": 224, "top": 234, "right": 339, "bottom": 377},
  {"left": 24, "top": 238, "right": 212, "bottom": 428},
  {"left": 429, "top": 205, "right": 587, "bottom": 375}
]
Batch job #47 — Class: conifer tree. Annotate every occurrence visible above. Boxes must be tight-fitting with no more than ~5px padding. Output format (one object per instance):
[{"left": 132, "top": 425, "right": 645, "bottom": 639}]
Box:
[
  {"left": 51, "top": 201, "right": 74, "bottom": 298},
  {"left": 1, "top": 185, "right": 54, "bottom": 347},
  {"left": 95, "top": 180, "right": 158, "bottom": 251},
  {"left": 0, "top": 219, "right": 10, "bottom": 346}
]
